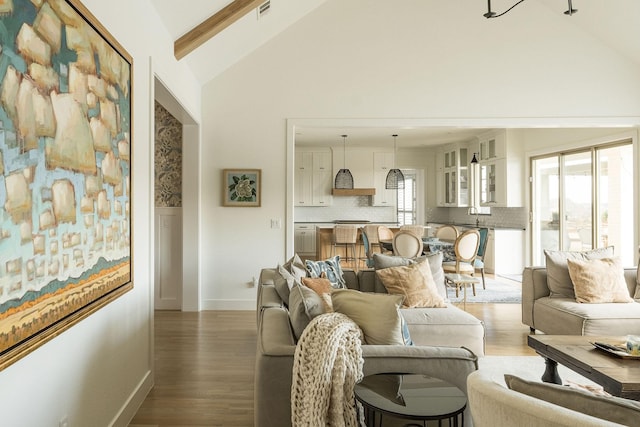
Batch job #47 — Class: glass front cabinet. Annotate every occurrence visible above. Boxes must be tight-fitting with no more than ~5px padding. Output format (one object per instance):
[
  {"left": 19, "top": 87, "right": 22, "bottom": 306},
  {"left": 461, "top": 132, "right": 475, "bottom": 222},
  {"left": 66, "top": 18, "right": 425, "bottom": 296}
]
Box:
[{"left": 439, "top": 145, "right": 469, "bottom": 207}]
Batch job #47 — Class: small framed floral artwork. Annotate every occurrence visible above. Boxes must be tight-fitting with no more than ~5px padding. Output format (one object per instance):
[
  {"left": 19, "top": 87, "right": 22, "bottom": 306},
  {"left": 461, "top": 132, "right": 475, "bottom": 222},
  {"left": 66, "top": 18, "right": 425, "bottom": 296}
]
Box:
[{"left": 223, "top": 169, "right": 261, "bottom": 207}]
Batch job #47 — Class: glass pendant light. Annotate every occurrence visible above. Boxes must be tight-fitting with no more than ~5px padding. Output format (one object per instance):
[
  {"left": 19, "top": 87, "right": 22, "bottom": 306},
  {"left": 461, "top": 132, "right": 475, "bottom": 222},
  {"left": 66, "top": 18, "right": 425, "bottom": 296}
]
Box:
[
  {"left": 385, "top": 134, "right": 405, "bottom": 189},
  {"left": 334, "top": 134, "right": 354, "bottom": 189}
]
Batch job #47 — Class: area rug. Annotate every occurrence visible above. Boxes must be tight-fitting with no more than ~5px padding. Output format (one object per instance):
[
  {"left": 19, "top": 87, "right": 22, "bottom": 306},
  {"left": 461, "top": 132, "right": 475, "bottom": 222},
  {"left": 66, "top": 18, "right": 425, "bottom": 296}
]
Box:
[
  {"left": 478, "top": 355, "right": 600, "bottom": 389},
  {"left": 446, "top": 278, "right": 522, "bottom": 303}
]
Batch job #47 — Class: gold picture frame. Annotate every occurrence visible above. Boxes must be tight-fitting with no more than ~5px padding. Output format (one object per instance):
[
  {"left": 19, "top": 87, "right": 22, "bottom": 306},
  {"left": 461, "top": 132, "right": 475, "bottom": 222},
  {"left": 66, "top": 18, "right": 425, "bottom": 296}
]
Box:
[
  {"left": 0, "top": 0, "right": 133, "bottom": 370},
  {"left": 223, "top": 169, "right": 261, "bottom": 207}
]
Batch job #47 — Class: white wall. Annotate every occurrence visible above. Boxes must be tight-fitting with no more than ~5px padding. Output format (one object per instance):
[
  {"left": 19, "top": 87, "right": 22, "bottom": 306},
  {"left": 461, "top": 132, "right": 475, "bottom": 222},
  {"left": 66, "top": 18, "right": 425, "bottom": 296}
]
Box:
[
  {"left": 0, "top": 1, "right": 201, "bottom": 426},
  {"left": 200, "top": 0, "right": 640, "bottom": 310}
]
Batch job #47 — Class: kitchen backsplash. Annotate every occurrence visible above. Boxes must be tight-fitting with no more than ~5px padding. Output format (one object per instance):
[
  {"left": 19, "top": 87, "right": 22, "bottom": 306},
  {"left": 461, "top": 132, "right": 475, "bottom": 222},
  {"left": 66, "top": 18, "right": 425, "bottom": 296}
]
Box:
[
  {"left": 427, "top": 207, "right": 528, "bottom": 230},
  {"left": 294, "top": 196, "right": 396, "bottom": 223}
]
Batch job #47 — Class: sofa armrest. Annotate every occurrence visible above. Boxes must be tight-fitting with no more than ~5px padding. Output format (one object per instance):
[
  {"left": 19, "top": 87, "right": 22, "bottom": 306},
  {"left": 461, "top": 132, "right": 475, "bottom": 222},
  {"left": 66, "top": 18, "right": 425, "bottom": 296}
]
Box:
[
  {"left": 522, "top": 267, "right": 549, "bottom": 329},
  {"left": 362, "top": 345, "right": 478, "bottom": 394}
]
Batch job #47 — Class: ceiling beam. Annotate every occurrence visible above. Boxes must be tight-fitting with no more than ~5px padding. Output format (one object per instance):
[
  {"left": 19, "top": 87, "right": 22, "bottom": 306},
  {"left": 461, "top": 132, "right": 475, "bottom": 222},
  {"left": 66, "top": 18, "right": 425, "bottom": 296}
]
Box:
[{"left": 174, "top": 0, "right": 264, "bottom": 60}]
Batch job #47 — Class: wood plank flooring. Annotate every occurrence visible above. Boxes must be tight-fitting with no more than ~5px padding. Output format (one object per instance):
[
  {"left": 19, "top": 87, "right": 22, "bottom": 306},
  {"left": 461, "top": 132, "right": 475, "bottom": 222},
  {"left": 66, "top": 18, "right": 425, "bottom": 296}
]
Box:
[{"left": 129, "top": 277, "right": 533, "bottom": 426}]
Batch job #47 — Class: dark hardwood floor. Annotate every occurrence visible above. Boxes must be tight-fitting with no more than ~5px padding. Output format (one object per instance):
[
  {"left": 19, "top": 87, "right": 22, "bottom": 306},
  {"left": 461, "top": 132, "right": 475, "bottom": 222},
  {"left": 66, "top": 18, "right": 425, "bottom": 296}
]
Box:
[{"left": 129, "top": 275, "right": 532, "bottom": 426}]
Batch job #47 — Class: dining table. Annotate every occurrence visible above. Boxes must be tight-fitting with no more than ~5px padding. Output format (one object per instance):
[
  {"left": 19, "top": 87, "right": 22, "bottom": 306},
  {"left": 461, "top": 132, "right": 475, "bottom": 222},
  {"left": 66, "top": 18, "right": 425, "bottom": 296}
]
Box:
[{"left": 379, "top": 238, "right": 454, "bottom": 257}]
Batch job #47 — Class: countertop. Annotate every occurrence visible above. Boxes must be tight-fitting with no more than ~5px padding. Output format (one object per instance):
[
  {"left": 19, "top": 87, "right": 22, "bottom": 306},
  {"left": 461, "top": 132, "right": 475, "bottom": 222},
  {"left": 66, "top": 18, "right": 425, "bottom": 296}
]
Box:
[{"left": 428, "top": 222, "right": 526, "bottom": 231}]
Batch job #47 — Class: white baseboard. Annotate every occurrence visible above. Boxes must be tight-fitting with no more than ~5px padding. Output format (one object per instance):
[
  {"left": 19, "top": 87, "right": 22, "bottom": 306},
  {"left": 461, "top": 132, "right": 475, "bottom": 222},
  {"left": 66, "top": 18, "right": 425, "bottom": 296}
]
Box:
[
  {"left": 201, "top": 299, "right": 255, "bottom": 310},
  {"left": 109, "top": 369, "right": 154, "bottom": 427}
]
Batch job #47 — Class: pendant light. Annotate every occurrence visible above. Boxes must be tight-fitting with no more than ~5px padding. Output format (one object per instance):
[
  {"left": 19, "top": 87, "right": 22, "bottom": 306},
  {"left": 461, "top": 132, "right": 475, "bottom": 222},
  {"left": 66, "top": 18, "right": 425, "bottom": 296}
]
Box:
[
  {"left": 385, "top": 134, "right": 404, "bottom": 189},
  {"left": 334, "top": 134, "right": 354, "bottom": 189}
]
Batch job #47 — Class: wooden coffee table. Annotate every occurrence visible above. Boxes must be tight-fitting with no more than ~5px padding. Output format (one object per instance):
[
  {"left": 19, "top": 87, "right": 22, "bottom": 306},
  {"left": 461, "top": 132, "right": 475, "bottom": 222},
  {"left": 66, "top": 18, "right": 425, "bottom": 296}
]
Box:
[{"left": 528, "top": 334, "right": 640, "bottom": 400}]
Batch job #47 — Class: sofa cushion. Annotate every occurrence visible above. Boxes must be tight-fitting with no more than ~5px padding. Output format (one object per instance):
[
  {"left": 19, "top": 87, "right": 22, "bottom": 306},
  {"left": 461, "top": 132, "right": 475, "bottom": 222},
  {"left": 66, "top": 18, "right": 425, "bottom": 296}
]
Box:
[
  {"left": 305, "top": 256, "right": 345, "bottom": 288},
  {"left": 567, "top": 257, "right": 634, "bottom": 303},
  {"left": 375, "top": 260, "right": 446, "bottom": 308},
  {"left": 533, "top": 296, "right": 640, "bottom": 335},
  {"left": 283, "top": 253, "right": 308, "bottom": 281},
  {"left": 544, "top": 247, "right": 614, "bottom": 299},
  {"left": 274, "top": 264, "right": 296, "bottom": 306},
  {"left": 331, "top": 289, "right": 406, "bottom": 345},
  {"left": 288, "top": 283, "right": 327, "bottom": 340},
  {"left": 505, "top": 374, "right": 640, "bottom": 426}
]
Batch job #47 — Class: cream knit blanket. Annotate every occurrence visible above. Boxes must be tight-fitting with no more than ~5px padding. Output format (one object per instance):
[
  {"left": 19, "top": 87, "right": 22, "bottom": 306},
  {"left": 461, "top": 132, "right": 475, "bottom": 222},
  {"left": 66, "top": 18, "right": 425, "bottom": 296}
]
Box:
[{"left": 291, "top": 312, "right": 365, "bottom": 427}]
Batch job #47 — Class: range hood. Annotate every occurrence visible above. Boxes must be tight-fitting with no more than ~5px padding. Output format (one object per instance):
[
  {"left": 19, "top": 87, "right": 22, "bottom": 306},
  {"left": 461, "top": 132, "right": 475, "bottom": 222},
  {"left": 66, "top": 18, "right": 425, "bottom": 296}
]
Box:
[{"left": 332, "top": 188, "right": 376, "bottom": 196}]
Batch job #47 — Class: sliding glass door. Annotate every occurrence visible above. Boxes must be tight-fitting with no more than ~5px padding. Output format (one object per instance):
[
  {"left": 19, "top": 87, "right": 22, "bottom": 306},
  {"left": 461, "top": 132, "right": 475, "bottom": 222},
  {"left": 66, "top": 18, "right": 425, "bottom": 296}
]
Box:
[{"left": 531, "top": 141, "right": 633, "bottom": 266}]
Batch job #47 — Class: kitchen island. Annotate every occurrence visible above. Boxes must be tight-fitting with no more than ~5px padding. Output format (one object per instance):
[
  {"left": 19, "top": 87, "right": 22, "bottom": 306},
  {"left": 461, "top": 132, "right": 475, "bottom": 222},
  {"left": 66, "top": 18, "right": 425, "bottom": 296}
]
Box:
[{"left": 315, "top": 224, "right": 399, "bottom": 270}]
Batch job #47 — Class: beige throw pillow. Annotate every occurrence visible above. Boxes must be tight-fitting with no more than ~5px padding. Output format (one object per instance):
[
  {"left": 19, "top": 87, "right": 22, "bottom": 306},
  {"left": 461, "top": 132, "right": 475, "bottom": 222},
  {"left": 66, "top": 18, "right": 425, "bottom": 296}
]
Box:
[
  {"left": 505, "top": 374, "right": 640, "bottom": 425},
  {"left": 375, "top": 260, "right": 446, "bottom": 308},
  {"left": 567, "top": 257, "right": 633, "bottom": 303},
  {"left": 544, "top": 247, "right": 614, "bottom": 298},
  {"left": 331, "top": 289, "right": 405, "bottom": 345}
]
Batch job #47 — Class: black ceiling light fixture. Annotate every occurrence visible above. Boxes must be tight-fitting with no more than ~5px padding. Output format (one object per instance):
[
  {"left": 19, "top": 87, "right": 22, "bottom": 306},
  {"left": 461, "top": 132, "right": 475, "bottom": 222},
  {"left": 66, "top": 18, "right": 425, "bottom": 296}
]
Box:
[
  {"left": 484, "top": 0, "right": 577, "bottom": 18},
  {"left": 334, "top": 134, "right": 354, "bottom": 189},
  {"left": 385, "top": 134, "right": 405, "bottom": 190}
]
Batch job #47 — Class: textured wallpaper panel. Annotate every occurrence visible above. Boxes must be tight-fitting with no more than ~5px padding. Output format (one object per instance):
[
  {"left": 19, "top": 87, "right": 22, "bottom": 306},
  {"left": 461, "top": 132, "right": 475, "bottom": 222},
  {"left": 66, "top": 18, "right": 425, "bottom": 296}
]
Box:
[{"left": 154, "top": 101, "right": 182, "bottom": 207}]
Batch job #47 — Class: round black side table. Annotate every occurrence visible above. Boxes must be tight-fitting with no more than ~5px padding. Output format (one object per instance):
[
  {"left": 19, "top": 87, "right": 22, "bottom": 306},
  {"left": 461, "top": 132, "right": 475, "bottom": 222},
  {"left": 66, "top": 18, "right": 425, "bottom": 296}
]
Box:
[{"left": 354, "top": 373, "right": 467, "bottom": 427}]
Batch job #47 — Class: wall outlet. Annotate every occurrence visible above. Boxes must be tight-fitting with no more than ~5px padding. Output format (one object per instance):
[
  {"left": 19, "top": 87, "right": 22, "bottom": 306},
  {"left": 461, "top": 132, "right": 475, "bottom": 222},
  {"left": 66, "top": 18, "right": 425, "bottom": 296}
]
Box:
[
  {"left": 270, "top": 218, "right": 281, "bottom": 229},
  {"left": 252, "top": 276, "right": 258, "bottom": 287}
]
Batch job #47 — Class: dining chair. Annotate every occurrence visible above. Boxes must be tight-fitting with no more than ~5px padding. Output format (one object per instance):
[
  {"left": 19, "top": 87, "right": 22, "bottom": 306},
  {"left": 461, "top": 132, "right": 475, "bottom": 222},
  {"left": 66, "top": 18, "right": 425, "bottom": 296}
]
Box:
[
  {"left": 474, "top": 228, "right": 490, "bottom": 289},
  {"left": 435, "top": 224, "right": 459, "bottom": 242},
  {"left": 377, "top": 225, "right": 394, "bottom": 254},
  {"left": 399, "top": 225, "right": 425, "bottom": 239},
  {"left": 332, "top": 225, "right": 358, "bottom": 270},
  {"left": 392, "top": 231, "right": 423, "bottom": 258},
  {"left": 364, "top": 224, "right": 381, "bottom": 255},
  {"left": 358, "top": 227, "right": 375, "bottom": 269},
  {"left": 443, "top": 229, "right": 481, "bottom": 296}
]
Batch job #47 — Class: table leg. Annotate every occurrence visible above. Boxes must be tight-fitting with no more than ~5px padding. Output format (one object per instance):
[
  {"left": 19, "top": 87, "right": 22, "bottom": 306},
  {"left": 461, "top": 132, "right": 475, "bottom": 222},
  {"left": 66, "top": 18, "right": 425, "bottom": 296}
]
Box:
[
  {"left": 541, "top": 357, "right": 562, "bottom": 385},
  {"left": 462, "top": 283, "right": 467, "bottom": 311}
]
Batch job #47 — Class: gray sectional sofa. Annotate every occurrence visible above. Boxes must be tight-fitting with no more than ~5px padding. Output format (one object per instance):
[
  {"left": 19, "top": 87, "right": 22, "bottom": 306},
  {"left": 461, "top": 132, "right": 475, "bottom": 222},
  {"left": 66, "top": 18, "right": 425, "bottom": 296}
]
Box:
[
  {"left": 255, "top": 257, "right": 486, "bottom": 427},
  {"left": 522, "top": 266, "right": 640, "bottom": 335}
]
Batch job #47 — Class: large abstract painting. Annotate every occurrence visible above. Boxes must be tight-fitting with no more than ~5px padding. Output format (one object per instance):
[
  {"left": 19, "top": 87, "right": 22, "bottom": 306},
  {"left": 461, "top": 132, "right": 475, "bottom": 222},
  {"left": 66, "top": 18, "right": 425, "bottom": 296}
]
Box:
[{"left": 0, "top": 0, "right": 132, "bottom": 369}]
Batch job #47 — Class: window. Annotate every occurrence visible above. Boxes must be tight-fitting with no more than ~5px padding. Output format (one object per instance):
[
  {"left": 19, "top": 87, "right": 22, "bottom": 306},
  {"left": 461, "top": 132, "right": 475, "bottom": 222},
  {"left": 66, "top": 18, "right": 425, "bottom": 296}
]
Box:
[
  {"left": 531, "top": 140, "right": 633, "bottom": 266},
  {"left": 397, "top": 170, "right": 417, "bottom": 225}
]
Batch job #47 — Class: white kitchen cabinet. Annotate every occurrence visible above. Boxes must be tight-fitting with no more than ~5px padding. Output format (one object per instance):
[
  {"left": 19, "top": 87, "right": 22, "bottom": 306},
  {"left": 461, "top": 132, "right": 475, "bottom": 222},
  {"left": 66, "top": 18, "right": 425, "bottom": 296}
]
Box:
[
  {"left": 312, "top": 151, "right": 332, "bottom": 206},
  {"left": 372, "top": 151, "right": 396, "bottom": 207},
  {"left": 478, "top": 130, "right": 523, "bottom": 207},
  {"left": 295, "top": 150, "right": 332, "bottom": 206},
  {"left": 294, "top": 224, "right": 317, "bottom": 257},
  {"left": 439, "top": 144, "right": 469, "bottom": 207},
  {"left": 294, "top": 151, "right": 313, "bottom": 206},
  {"left": 483, "top": 229, "right": 524, "bottom": 276},
  {"left": 478, "top": 131, "right": 505, "bottom": 161}
]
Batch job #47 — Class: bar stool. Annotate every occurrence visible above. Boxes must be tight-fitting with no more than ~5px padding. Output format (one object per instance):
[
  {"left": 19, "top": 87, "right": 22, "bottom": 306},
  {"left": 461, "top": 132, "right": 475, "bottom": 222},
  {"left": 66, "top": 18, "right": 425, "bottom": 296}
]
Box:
[
  {"left": 332, "top": 225, "right": 358, "bottom": 270},
  {"left": 363, "top": 224, "right": 381, "bottom": 255}
]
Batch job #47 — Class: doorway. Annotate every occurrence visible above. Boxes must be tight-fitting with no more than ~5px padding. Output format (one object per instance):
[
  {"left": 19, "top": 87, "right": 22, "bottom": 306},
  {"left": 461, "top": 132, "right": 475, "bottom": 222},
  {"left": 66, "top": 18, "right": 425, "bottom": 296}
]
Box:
[{"left": 153, "top": 78, "right": 200, "bottom": 311}]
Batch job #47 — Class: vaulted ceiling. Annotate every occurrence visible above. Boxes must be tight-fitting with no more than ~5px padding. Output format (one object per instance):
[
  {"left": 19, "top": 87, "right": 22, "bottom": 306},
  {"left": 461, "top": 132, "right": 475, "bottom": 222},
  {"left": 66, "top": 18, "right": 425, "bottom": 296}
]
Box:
[{"left": 149, "top": 0, "right": 640, "bottom": 86}]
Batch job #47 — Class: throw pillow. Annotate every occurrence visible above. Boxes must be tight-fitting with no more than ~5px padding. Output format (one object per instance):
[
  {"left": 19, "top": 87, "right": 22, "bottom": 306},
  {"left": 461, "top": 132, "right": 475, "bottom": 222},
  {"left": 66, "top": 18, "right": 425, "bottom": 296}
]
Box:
[
  {"left": 504, "top": 374, "right": 640, "bottom": 425},
  {"left": 375, "top": 260, "right": 447, "bottom": 308},
  {"left": 373, "top": 253, "right": 414, "bottom": 293},
  {"left": 544, "top": 247, "right": 614, "bottom": 299},
  {"left": 331, "top": 289, "right": 406, "bottom": 345},
  {"left": 288, "top": 283, "right": 327, "bottom": 340},
  {"left": 567, "top": 257, "right": 634, "bottom": 303},
  {"left": 283, "top": 253, "right": 308, "bottom": 281},
  {"left": 305, "top": 256, "right": 345, "bottom": 288},
  {"left": 373, "top": 252, "right": 447, "bottom": 299},
  {"left": 413, "top": 251, "right": 447, "bottom": 299},
  {"left": 273, "top": 264, "right": 296, "bottom": 306},
  {"left": 301, "top": 276, "right": 334, "bottom": 311}
]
